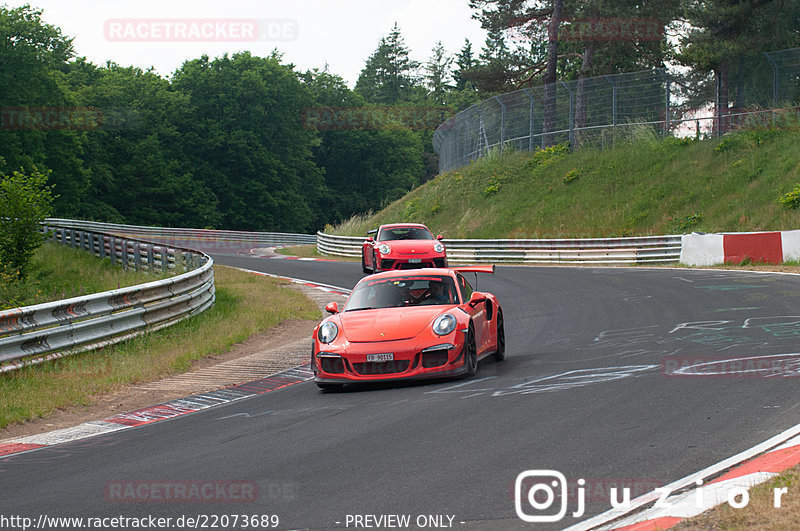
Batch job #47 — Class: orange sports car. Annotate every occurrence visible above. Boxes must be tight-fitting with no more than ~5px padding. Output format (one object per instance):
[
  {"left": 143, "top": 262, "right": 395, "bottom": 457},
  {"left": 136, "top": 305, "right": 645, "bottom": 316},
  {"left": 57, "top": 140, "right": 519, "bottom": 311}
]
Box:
[
  {"left": 361, "top": 223, "right": 447, "bottom": 273},
  {"left": 312, "top": 266, "right": 504, "bottom": 389}
]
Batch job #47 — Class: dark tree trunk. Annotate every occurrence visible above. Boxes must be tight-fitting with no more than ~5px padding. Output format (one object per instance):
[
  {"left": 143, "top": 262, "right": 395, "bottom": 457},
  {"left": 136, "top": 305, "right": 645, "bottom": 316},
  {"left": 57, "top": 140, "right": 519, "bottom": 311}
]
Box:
[
  {"left": 715, "top": 63, "right": 730, "bottom": 136},
  {"left": 574, "top": 41, "right": 598, "bottom": 149},
  {"left": 542, "top": 0, "right": 563, "bottom": 147}
]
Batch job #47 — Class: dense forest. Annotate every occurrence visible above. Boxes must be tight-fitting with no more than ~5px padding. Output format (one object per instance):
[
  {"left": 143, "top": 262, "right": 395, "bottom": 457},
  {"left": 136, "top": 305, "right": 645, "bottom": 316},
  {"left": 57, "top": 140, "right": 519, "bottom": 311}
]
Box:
[{"left": 1, "top": 2, "right": 798, "bottom": 232}]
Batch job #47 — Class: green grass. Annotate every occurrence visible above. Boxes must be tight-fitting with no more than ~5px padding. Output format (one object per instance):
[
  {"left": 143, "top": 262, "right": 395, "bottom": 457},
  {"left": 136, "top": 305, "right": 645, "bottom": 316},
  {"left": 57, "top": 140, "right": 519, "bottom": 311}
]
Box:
[
  {"left": 0, "top": 265, "right": 320, "bottom": 429},
  {"left": 1, "top": 242, "right": 174, "bottom": 310},
  {"left": 329, "top": 123, "right": 800, "bottom": 239}
]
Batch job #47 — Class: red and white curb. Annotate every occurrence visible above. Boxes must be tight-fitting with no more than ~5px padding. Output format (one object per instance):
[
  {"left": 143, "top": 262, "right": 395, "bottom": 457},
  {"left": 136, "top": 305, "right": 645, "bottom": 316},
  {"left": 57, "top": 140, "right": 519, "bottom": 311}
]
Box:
[
  {"left": 681, "top": 230, "right": 800, "bottom": 266},
  {"left": 238, "top": 245, "right": 339, "bottom": 262},
  {"left": 566, "top": 423, "right": 800, "bottom": 530},
  {"left": 0, "top": 365, "right": 314, "bottom": 459},
  {"left": 232, "top": 267, "right": 352, "bottom": 296},
  {"left": 0, "top": 272, "right": 351, "bottom": 460}
]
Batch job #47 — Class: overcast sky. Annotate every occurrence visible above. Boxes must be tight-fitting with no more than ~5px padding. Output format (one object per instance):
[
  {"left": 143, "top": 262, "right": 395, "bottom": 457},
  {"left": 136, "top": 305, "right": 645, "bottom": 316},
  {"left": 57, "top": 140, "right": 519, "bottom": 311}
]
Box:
[{"left": 10, "top": 0, "right": 489, "bottom": 86}]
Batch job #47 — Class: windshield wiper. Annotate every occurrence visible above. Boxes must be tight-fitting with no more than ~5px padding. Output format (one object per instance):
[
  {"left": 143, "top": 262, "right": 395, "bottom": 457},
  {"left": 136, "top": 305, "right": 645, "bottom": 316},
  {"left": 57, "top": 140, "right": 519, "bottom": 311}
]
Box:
[{"left": 345, "top": 306, "right": 379, "bottom": 312}]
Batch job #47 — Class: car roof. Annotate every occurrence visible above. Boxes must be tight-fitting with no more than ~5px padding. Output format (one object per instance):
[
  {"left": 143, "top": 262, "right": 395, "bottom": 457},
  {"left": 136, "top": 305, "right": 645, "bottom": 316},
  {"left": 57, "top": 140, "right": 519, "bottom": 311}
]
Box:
[
  {"left": 359, "top": 268, "right": 456, "bottom": 283},
  {"left": 378, "top": 223, "right": 430, "bottom": 230}
]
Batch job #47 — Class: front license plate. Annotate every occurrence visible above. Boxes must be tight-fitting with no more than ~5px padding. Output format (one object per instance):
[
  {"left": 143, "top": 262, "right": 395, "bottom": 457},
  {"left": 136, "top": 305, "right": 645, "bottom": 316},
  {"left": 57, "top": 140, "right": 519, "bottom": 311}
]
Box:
[
  {"left": 367, "top": 353, "right": 394, "bottom": 362},
  {"left": 409, "top": 258, "right": 422, "bottom": 263}
]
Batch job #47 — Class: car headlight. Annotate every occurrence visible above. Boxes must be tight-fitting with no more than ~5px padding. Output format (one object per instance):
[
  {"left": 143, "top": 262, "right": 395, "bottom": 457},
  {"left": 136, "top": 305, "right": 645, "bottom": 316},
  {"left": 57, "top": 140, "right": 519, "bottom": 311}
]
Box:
[
  {"left": 432, "top": 313, "right": 457, "bottom": 336},
  {"left": 378, "top": 243, "right": 391, "bottom": 255},
  {"left": 318, "top": 321, "right": 338, "bottom": 344},
  {"left": 433, "top": 242, "right": 445, "bottom": 253}
]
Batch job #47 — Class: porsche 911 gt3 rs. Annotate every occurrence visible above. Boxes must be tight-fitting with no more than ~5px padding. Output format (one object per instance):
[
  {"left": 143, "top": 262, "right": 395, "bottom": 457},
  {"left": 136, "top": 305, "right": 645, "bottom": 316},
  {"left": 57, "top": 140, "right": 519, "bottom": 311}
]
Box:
[
  {"left": 312, "top": 266, "right": 504, "bottom": 389},
  {"left": 361, "top": 223, "right": 447, "bottom": 273}
]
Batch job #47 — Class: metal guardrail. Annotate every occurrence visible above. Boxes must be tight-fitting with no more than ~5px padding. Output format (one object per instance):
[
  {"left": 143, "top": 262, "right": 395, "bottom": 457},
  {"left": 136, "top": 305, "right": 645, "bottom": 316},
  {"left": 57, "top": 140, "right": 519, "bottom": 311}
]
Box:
[
  {"left": 316, "top": 232, "right": 682, "bottom": 264},
  {"left": 0, "top": 222, "right": 215, "bottom": 372},
  {"left": 45, "top": 218, "right": 317, "bottom": 246}
]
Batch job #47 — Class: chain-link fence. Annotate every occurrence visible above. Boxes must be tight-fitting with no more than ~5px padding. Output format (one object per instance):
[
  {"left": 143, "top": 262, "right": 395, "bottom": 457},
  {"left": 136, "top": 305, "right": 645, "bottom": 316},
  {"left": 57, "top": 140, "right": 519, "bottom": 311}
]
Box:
[{"left": 434, "top": 47, "right": 800, "bottom": 173}]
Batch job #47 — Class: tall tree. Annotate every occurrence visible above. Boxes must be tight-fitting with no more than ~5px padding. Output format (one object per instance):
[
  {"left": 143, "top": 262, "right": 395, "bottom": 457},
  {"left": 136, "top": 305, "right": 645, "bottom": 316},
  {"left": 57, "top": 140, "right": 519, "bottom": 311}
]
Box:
[
  {"left": 0, "top": 4, "right": 89, "bottom": 214},
  {"left": 453, "top": 39, "right": 476, "bottom": 90},
  {"left": 468, "top": 0, "right": 563, "bottom": 140},
  {"left": 356, "top": 23, "right": 421, "bottom": 104},
  {"left": 424, "top": 41, "right": 453, "bottom": 104},
  {"left": 678, "top": 0, "right": 800, "bottom": 133},
  {"left": 172, "top": 52, "right": 325, "bottom": 231}
]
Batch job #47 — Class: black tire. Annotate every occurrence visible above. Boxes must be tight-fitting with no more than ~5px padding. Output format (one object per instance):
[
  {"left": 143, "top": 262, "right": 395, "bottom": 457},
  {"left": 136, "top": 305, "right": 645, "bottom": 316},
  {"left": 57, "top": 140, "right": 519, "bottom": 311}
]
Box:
[
  {"left": 317, "top": 383, "right": 344, "bottom": 391},
  {"left": 494, "top": 310, "right": 505, "bottom": 362},
  {"left": 465, "top": 323, "right": 478, "bottom": 377},
  {"left": 372, "top": 250, "right": 379, "bottom": 273}
]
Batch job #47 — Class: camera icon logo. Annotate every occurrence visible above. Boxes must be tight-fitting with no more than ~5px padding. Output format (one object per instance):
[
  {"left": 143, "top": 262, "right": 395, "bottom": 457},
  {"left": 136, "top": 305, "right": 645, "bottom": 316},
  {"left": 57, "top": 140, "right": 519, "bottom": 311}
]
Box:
[{"left": 514, "top": 470, "right": 568, "bottom": 523}]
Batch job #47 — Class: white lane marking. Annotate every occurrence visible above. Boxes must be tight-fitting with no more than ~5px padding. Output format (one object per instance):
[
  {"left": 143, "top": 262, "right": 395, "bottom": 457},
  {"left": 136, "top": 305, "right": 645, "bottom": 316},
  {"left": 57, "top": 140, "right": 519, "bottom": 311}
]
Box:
[{"left": 565, "top": 422, "right": 800, "bottom": 530}]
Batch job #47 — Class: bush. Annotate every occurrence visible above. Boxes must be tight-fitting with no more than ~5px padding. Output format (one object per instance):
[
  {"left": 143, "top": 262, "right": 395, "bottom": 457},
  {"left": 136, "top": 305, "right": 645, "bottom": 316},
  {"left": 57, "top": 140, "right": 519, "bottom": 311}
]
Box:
[
  {"left": 779, "top": 184, "right": 800, "bottom": 209},
  {"left": 0, "top": 168, "right": 56, "bottom": 280}
]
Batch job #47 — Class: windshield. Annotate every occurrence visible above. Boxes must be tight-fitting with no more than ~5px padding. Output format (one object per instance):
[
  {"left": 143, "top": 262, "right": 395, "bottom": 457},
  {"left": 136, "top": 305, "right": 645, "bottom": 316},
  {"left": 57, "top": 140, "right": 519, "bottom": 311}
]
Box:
[
  {"left": 378, "top": 226, "right": 434, "bottom": 241},
  {"left": 344, "top": 276, "right": 458, "bottom": 311}
]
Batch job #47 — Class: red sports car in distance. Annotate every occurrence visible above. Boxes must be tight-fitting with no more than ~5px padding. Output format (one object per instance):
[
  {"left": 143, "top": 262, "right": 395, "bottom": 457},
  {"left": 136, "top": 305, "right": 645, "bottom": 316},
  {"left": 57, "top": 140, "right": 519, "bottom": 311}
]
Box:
[
  {"left": 361, "top": 223, "right": 447, "bottom": 274},
  {"left": 312, "top": 266, "right": 504, "bottom": 390}
]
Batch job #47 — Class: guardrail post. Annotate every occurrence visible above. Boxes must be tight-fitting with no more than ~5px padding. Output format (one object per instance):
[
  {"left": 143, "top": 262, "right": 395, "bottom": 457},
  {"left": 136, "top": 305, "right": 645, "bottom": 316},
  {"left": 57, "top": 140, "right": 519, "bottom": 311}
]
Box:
[
  {"left": 146, "top": 244, "right": 154, "bottom": 271},
  {"left": 120, "top": 239, "right": 128, "bottom": 270},
  {"left": 5, "top": 220, "right": 217, "bottom": 372}
]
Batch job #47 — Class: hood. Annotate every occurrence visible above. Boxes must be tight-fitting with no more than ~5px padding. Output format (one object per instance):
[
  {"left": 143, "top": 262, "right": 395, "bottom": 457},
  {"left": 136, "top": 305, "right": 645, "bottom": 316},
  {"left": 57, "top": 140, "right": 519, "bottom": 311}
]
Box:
[
  {"left": 384, "top": 239, "right": 438, "bottom": 255},
  {"left": 340, "top": 307, "right": 447, "bottom": 342}
]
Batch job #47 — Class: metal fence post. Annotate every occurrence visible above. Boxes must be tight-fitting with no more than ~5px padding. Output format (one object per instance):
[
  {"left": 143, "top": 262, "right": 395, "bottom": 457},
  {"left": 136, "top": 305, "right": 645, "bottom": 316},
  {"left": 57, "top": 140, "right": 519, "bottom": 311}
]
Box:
[
  {"left": 522, "top": 89, "right": 535, "bottom": 152},
  {"left": 764, "top": 52, "right": 779, "bottom": 107},
  {"left": 562, "top": 82, "right": 575, "bottom": 147},
  {"left": 493, "top": 96, "right": 506, "bottom": 151},
  {"left": 663, "top": 70, "right": 671, "bottom": 137}
]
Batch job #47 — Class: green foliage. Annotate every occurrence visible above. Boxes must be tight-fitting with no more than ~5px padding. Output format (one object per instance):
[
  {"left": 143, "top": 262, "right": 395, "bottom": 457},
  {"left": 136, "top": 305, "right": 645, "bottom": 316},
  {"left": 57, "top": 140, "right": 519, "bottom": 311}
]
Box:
[
  {"left": 778, "top": 184, "right": 800, "bottom": 209},
  {"left": 562, "top": 168, "right": 580, "bottom": 184},
  {"left": 0, "top": 168, "right": 55, "bottom": 280},
  {"left": 715, "top": 138, "right": 734, "bottom": 152},
  {"left": 329, "top": 127, "right": 800, "bottom": 239},
  {"left": 531, "top": 143, "right": 569, "bottom": 166},
  {"left": 669, "top": 213, "right": 704, "bottom": 233},
  {"left": 484, "top": 173, "right": 503, "bottom": 196}
]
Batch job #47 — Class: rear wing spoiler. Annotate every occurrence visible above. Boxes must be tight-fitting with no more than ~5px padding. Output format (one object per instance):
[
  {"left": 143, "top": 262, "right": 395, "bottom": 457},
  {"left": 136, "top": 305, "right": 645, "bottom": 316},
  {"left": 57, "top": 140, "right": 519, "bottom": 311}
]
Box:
[
  {"left": 451, "top": 265, "right": 495, "bottom": 275},
  {"left": 367, "top": 229, "right": 378, "bottom": 235}
]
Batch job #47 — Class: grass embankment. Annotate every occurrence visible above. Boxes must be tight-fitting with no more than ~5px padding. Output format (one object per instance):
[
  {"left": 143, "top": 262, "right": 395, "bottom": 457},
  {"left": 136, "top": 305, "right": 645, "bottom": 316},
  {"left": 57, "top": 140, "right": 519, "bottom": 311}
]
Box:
[
  {"left": 1, "top": 242, "right": 176, "bottom": 310},
  {"left": 675, "top": 465, "right": 800, "bottom": 529},
  {"left": 0, "top": 255, "right": 319, "bottom": 429},
  {"left": 330, "top": 126, "right": 800, "bottom": 239}
]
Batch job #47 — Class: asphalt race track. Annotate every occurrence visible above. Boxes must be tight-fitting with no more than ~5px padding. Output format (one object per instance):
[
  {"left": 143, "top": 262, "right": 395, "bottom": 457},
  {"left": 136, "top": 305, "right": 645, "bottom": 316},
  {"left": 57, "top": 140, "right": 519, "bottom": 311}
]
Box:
[{"left": 4, "top": 249, "right": 800, "bottom": 530}]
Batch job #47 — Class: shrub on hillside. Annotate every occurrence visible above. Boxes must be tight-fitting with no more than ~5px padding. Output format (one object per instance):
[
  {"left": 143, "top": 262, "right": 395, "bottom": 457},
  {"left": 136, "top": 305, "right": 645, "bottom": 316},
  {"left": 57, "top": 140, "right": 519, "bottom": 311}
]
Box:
[{"left": 0, "top": 168, "right": 56, "bottom": 280}]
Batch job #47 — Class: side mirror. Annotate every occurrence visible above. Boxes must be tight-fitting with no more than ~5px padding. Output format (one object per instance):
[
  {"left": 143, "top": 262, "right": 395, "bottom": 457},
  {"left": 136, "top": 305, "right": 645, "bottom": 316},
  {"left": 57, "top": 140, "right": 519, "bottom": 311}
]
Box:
[
  {"left": 325, "top": 302, "right": 339, "bottom": 314},
  {"left": 436, "top": 235, "right": 444, "bottom": 240},
  {"left": 365, "top": 237, "right": 374, "bottom": 243},
  {"left": 468, "top": 292, "right": 486, "bottom": 307}
]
